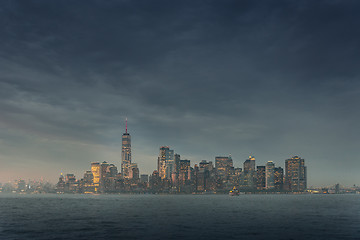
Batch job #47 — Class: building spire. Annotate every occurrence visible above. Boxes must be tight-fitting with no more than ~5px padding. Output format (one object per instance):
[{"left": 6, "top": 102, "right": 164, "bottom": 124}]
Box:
[{"left": 126, "top": 117, "right": 128, "bottom": 133}]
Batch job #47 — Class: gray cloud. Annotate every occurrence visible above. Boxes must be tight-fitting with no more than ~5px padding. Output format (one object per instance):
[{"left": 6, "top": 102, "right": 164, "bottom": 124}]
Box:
[{"left": 0, "top": 0, "right": 359, "bottom": 186}]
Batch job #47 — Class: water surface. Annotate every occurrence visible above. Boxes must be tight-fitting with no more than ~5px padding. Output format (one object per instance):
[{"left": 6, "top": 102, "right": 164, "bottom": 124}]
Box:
[{"left": 0, "top": 193, "right": 359, "bottom": 239}]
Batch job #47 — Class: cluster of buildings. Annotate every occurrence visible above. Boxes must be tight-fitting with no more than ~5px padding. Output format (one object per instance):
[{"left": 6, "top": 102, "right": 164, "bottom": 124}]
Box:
[{"left": 56, "top": 123, "right": 308, "bottom": 194}]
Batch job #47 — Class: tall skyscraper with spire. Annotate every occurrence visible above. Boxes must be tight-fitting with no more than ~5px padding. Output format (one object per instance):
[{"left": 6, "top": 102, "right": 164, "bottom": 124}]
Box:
[{"left": 121, "top": 118, "right": 132, "bottom": 179}]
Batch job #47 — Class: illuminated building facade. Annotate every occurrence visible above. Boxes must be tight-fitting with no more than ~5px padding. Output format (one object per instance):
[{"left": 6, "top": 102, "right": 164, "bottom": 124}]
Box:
[
  {"left": 179, "top": 159, "right": 191, "bottom": 184},
  {"left": 91, "top": 162, "right": 100, "bottom": 192},
  {"left": 158, "top": 146, "right": 174, "bottom": 179},
  {"left": 265, "top": 161, "right": 275, "bottom": 189},
  {"left": 121, "top": 119, "right": 132, "bottom": 179},
  {"left": 241, "top": 156, "right": 256, "bottom": 189},
  {"left": 215, "top": 156, "right": 233, "bottom": 181},
  {"left": 274, "top": 167, "right": 284, "bottom": 190},
  {"left": 130, "top": 163, "right": 139, "bottom": 180},
  {"left": 285, "top": 156, "right": 307, "bottom": 191},
  {"left": 256, "top": 166, "right": 266, "bottom": 190}
]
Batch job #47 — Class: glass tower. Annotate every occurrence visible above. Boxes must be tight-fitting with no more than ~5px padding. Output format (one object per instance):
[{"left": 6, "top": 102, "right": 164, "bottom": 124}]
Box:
[{"left": 121, "top": 119, "right": 132, "bottom": 179}]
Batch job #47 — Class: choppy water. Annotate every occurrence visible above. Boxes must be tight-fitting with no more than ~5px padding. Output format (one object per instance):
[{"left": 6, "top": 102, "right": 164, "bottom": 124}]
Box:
[{"left": 0, "top": 193, "right": 359, "bottom": 240}]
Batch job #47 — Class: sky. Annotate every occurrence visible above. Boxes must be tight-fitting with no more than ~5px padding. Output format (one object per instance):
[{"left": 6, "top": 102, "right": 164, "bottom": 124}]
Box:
[{"left": 0, "top": 0, "right": 359, "bottom": 186}]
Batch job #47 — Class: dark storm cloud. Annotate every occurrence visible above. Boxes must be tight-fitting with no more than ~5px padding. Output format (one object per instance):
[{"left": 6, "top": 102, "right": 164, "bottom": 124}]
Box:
[{"left": 0, "top": 0, "right": 359, "bottom": 185}]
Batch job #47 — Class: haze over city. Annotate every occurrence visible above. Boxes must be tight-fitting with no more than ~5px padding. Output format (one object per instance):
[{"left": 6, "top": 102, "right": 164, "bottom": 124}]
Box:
[{"left": 0, "top": 0, "right": 359, "bottom": 186}]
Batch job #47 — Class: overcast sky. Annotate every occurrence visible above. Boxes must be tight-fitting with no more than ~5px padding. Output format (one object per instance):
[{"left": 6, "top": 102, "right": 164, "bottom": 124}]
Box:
[{"left": 0, "top": 0, "right": 359, "bottom": 186}]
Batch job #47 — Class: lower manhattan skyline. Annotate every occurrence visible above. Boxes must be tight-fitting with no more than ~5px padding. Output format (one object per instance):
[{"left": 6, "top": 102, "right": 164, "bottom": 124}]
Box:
[{"left": 1, "top": 0, "right": 360, "bottom": 188}]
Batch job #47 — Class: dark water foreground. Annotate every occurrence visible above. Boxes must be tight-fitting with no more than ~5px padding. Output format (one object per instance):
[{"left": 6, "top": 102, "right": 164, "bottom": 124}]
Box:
[{"left": 0, "top": 193, "right": 359, "bottom": 240}]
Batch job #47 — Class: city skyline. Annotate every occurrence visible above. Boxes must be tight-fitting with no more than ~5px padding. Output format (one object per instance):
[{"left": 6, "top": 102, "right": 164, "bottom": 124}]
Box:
[
  {"left": 0, "top": 119, "right": 354, "bottom": 187},
  {"left": 0, "top": 1, "right": 360, "bottom": 186}
]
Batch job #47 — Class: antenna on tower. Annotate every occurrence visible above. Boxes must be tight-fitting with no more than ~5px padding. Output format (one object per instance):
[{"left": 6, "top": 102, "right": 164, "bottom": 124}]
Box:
[{"left": 126, "top": 117, "right": 128, "bottom": 133}]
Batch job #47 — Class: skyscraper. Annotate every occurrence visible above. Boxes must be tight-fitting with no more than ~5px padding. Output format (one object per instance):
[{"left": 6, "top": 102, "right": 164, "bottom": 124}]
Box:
[
  {"left": 158, "top": 146, "right": 174, "bottom": 179},
  {"left": 265, "top": 161, "right": 275, "bottom": 189},
  {"left": 215, "top": 156, "right": 233, "bottom": 181},
  {"left": 285, "top": 156, "right": 307, "bottom": 192},
  {"left": 179, "top": 159, "right": 191, "bottom": 184},
  {"left": 256, "top": 166, "right": 266, "bottom": 190},
  {"left": 121, "top": 119, "right": 132, "bottom": 179},
  {"left": 241, "top": 156, "right": 256, "bottom": 189},
  {"left": 274, "top": 167, "right": 284, "bottom": 190},
  {"left": 91, "top": 162, "right": 100, "bottom": 192}
]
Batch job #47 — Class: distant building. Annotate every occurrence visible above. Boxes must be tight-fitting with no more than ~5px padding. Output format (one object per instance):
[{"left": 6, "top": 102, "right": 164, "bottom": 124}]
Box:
[
  {"left": 121, "top": 119, "right": 132, "bottom": 179},
  {"left": 140, "top": 174, "right": 149, "bottom": 183},
  {"left": 130, "top": 163, "right": 140, "bottom": 180},
  {"left": 274, "top": 167, "right": 284, "bottom": 190},
  {"left": 91, "top": 162, "right": 100, "bottom": 192},
  {"left": 83, "top": 171, "right": 94, "bottom": 193},
  {"left": 256, "top": 166, "right": 266, "bottom": 190},
  {"left": 215, "top": 156, "right": 233, "bottom": 181},
  {"left": 100, "top": 161, "right": 109, "bottom": 180},
  {"left": 149, "top": 170, "right": 161, "bottom": 192},
  {"left": 158, "top": 146, "right": 174, "bottom": 179},
  {"left": 285, "top": 156, "right": 307, "bottom": 192},
  {"left": 108, "top": 164, "right": 118, "bottom": 177},
  {"left": 199, "top": 160, "right": 214, "bottom": 171},
  {"left": 335, "top": 183, "right": 340, "bottom": 194},
  {"left": 56, "top": 173, "right": 65, "bottom": 193},
  {"left": 179, "top": 159, "right": 191, "bottom": 184},
  {"left": 83, "top": 171, "right": 93, "bottom": 182},
  {"left": 65, "top": 174, "right": 77, "bottom": 193},
  {"left": 16, "top": 179, "right": 26, "bottom": 192},
  {"left": 241, "top": 156, "right": 256, "bottom": 189},
  {"left": 265, "top": 161, "right": 275, "bottom": 189}
]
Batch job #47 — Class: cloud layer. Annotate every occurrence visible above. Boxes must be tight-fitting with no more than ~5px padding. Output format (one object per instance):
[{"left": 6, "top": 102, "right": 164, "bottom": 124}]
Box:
[{"left": 0, "top": 0, "right": 359, "bottom": 186}]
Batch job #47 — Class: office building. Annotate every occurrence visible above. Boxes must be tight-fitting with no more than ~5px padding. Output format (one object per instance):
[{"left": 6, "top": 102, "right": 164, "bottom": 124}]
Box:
[
  {"left": 285, "top": 156, "right": 307, "bottom": 191},
  {"left": 242, "top": 156, "right": 256, "bottom": 189},
  {"left": 158, "top": 146, "right": 174, "bottom": 179},
  {"left": 121, "top": 119, "right": 132, "bottom": 179},
  {"left": 256, "top": 166, "right": 266, "bottom": 190},
  {"left": 274, "top": 167, "right": 284, "bottom": 190},
  {"left": 215, "top": 156, "right": 233, "bottom": 180},
  {"left": 265, "top": 161, "right": 275, "bottom": 189}
]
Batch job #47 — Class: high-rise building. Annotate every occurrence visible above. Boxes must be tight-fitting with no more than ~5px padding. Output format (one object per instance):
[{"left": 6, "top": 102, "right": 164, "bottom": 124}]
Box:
[
  {"left": 256, "top": 166, "right": 266, "bottom": 190},
  {"left": 265, "top": 161, "right": 275, "bottom": 189},
  {"left": 244, "top": 156, "right": 256, "bottom": 172},
  {"left": 83, "top": 171, "right": 94, "bottom": 193},
  {"left": 91, "top": 162, "right": 100, "bottom": 192},
  {"left": 241, "top": 156, "right": 256, "bottom": 189},
  {"left": 215, "top": 156, "right": 233, "bottom": 180},
  {"left": 100, "top": 161, "right": 109, "bottom": 179},
  {"left": 174, "top": 154, "right": 181, "bottom": 176},
  {"left": 274, "top": 167, "right": 284, "bottom": 190},
  {"left": 140, "top": 174, "right": 149, "bottom": 183},
  {"left": 108, "top": 164, "right": 118, "bottom": 177},
  {"left": 56, "top": 173, "right": 65, "bottom": 193},
  {"left": 121, "top": 119, "right": 132, "bottom": 179},
  {"left": 158, "top": 146, "right": 174, "bottom": 179},
  {"left": 129, "top": 163, "right": 140, "bottom": 180},
  {"left": 199, "top": 160, "right": 214, "bottom": 171},
  {"left": 83, "top": 171, "right": 94, "bottom": 184},
  {"left": 285, "top": 156, "right": 307, "bottom": 192},
  {"left": 179, "top": 159, "right": 191, "bottom": 184}
]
